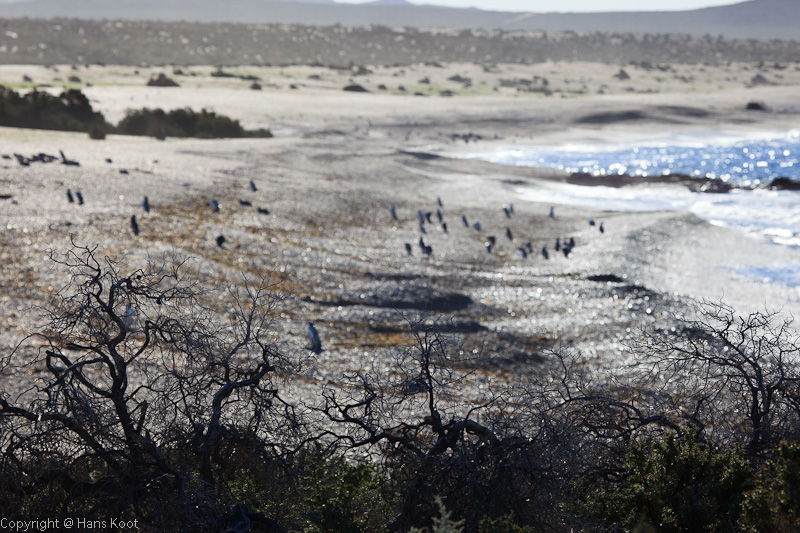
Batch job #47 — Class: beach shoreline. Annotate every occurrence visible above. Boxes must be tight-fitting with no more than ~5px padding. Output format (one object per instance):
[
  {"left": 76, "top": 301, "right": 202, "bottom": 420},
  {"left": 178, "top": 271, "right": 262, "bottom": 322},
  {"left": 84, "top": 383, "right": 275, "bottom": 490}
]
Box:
[{"left": 2, "top": 62, "right": 800, "bottom": 400}]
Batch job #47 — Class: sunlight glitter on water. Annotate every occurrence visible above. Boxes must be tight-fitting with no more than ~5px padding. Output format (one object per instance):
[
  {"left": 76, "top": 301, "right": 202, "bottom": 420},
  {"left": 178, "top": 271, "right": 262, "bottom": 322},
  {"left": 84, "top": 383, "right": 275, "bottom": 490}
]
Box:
[{"left": 468, "top": 129, "right": 800, "bottom": 187}]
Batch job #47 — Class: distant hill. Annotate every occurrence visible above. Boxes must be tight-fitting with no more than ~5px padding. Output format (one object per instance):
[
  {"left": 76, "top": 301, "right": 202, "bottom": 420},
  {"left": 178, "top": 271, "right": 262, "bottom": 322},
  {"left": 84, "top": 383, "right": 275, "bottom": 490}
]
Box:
[
  {"left": 502, "top": 0, "right": 800, "bottom": 40},
  {"left": 0, "top": 0, "right": 796, "bottom": 40},
  {"left": 366, "top": 0, "right": 415, "bottom": 5},
  {"left": 366, "top": 0, "right": 414, "bottom": 6}
]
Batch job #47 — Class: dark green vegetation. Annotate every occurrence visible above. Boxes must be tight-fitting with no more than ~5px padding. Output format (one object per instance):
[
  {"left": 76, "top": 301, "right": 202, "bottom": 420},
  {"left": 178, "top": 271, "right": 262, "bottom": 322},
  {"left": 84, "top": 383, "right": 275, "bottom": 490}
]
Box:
[
  {"left": 0, "top": 86, "right": 271, "bottom": 139},
  {"left": 0, "top": 86, "right": 110, "bottom": 133},
  {"left": 116, "top": 108, "right": 272, "bottom": 139},
  {"left": 1, "top": 245, "right": 799, "bottom": 532}
]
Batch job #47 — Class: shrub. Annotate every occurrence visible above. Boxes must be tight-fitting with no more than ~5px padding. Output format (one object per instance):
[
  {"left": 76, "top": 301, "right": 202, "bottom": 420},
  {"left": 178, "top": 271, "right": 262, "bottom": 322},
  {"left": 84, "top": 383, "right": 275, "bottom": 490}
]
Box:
[
  {"left": 146, "top": 73, "right": 180, "bottom": 87},
  {"left": 410, "top": 498, "right": 465, "bottom": 533},
  {"left": 584, "top": 427, "right": 753, "bottom": 532},
  {"left": 116, "top": 107, "right": 270, "bottom": 139},
  {"left": 302, "top": 450, "right": 396, "bottom": 533},
  {"left": 0, "top": 245, "right": 297, "bottom": 530},
  {"left": 742, "top": 441, "right": 800, "bottom": 531},
  {"left": 478, "top": 514, "right": 536, "bottom": 533},
  {"left": 0, "top": 87, "right": 111, "bottom": 133}
]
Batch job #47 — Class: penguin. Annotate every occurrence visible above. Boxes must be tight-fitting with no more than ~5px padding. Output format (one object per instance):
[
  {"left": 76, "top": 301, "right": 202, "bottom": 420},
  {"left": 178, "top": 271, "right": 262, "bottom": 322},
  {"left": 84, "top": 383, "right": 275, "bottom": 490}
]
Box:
[{"left": 307, "top": 322, "right": 322, "bottom": 354}]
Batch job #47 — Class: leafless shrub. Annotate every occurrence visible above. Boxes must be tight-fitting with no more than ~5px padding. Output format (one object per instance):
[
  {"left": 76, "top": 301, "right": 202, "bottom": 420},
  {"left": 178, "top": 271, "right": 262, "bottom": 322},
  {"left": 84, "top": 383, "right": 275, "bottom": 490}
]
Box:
[
  {"left": 634, "top": 301, "right": 800, "bottom": 455},
  {"left": 0, "top": 243, "right": 304, "bottom": 528}
]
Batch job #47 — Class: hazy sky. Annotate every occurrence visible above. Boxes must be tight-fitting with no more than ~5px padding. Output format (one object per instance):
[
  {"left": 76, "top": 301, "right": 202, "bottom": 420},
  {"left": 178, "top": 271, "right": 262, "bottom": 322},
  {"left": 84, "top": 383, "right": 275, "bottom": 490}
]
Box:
[{"left": 335, "top": 0, "right": 739, "bottom": 12}]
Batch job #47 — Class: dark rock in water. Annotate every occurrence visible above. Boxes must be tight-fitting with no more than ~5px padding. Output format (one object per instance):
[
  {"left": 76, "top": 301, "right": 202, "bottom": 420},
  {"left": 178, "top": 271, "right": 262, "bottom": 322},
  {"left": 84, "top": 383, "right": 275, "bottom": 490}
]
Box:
[
  {"left": 683, "top": 178, "right": 734, "bottom": 194},
  {"left": 767, "top": 177, "right": 800, "bottom": 190},
  {"left": 568, "top": 171, "right": 735, "bottom": 193},
  {"left": 343, "top": 84, "right": 369, "bottom": 93},
  {"left": 587, "top": 274, "right": 625, "bottom": 283}
]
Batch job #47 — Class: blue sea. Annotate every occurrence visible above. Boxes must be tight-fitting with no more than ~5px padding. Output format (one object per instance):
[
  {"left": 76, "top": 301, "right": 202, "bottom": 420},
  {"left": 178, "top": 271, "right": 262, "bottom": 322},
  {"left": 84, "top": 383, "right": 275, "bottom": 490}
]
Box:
[
  {"left": 468, "top": 129, "right": 800, "bottom": 186},
  {"left": 461, "top": 129, "right": 800, "bottom": 286}
]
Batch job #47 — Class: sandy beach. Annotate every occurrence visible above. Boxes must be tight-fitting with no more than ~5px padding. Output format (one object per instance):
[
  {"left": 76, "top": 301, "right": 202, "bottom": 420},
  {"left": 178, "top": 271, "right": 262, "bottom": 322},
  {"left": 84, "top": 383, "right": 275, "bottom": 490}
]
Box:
[{"left": 2, "top": 61, "right": 800, "bottom": 399}]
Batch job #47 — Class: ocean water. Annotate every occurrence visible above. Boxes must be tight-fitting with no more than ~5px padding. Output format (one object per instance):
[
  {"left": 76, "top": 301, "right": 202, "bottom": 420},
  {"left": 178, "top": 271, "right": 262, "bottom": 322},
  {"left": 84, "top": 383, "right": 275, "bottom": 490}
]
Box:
[
  {"left": 468, "top": 129, "right": 800, "bottom": 186},
  {"left": 461, "top": 129, "right": 800, "bottom": 287}
]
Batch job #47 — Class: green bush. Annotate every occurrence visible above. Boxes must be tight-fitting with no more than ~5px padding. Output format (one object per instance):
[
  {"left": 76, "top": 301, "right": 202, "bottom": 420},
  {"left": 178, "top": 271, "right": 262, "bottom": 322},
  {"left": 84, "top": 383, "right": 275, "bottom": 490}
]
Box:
[
  {"left": 742, "top": 441, "right": 800, "bottom": 531},
  {"left": 117, "top": 107, "right": 271, "bottom": 139},
  {"left": 0, "top": 87, "right": 111, "bottom": 132},
  {"left": 584, "top": 427, "right": 753, "bottom": 533},
  {"left": 302, "top": 450, "right": 396, "bottom": 533},
  {"left": 478, "top": 513, "right": 536, "bottom": 533},
  {"left": 410, "top": 497, "right": 465, "bottom": 533}
]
